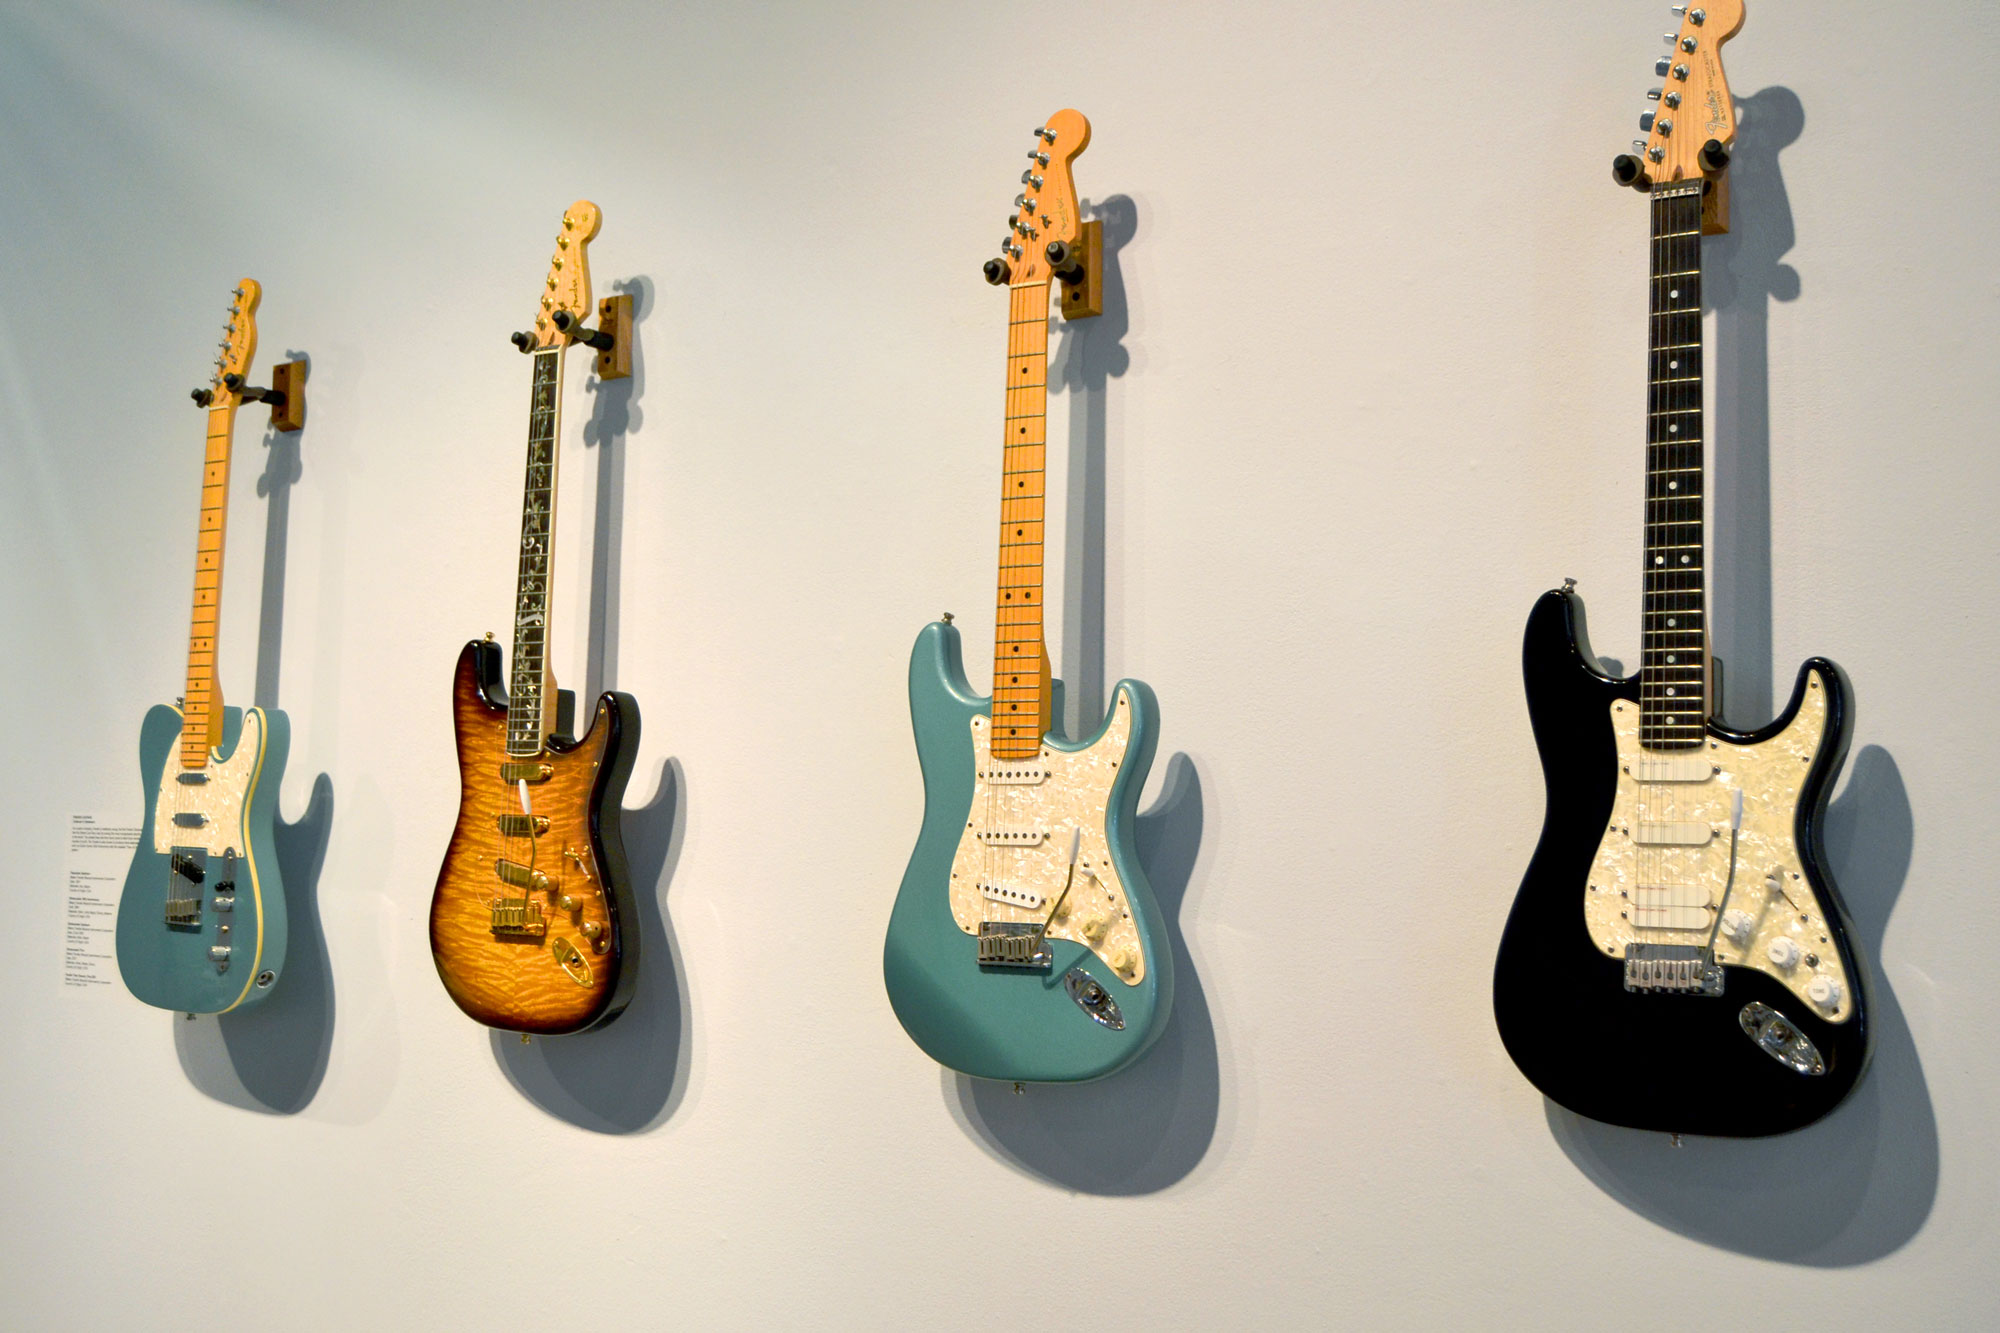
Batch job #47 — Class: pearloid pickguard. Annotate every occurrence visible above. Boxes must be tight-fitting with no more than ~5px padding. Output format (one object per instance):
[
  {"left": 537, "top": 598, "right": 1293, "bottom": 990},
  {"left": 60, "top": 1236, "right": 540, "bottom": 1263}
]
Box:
[
  {"left": 1582, "top": 670, "right": 1852, "bottom": 1020},
  {"left": 948, "top": 687, "right": 1145, "bottom": 982},
  {"left": 150, "top": 708, "right": 263, "bottom": 856}
]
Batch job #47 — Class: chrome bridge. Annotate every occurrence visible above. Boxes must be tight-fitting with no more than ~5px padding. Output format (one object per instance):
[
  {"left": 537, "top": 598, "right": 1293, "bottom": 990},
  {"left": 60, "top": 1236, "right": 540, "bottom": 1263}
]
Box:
[
  {"left": 165, "top": 849, "right": 204, "bottom": 926},
  {"left": 1623, "top": 943, "right": 1724, "bottom": 996},
  {"left": 976, "top": 921, "right": 1052, "bottom": 969}
]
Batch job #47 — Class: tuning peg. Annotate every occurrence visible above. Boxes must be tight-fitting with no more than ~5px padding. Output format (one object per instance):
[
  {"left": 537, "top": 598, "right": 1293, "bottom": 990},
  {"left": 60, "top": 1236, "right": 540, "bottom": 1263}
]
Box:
[
  {"left": 551, "top": 308, "right": 615, "bottom": 352},
  {"left": 1033, "top": 126, "right": 1056, "bottom": 143},
  {"left": 983, "top": 258, "right": 1011, "bottom": 286},
  {"left": 1689, "top": 8, "right": 1706, "bottom": 24},
  {"left": 1633, "top": 139, "right": 1648, "bottom": 153},
  {"left": 1015, "top": 194, "right": 1036, "bottom": 214},
  {"left": 1027, "top": 150, "right": 1049, "bottom": 167},
  {"left": 1656, "top": 58, "right": 1672, "bottom": 76},
  {"left": 1647, "top": 88, "right": 1663, "bottom": 101},
  {"left": 1021, "top": 170, "right": 1042, "bottom": 189},
  {"left": 1640, "top": 112, "right": 1656, "bottom": 132},
  {"left": 1006, "top": 243, "right": 1023, "bottom": 260}
]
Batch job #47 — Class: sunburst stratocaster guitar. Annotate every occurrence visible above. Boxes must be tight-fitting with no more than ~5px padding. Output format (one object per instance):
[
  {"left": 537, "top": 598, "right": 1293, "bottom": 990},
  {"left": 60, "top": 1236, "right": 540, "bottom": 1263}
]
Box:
[
  {"left": 1494, "top": 2, "right": 1872, "bottom": 1135},
  {"left": 429, "top": 201, "right": 640, "bottom": 1035},
  {"left": 117, "top": 280, "right": 304, "bottom": 1013},
  {"left": 883, "top": 110, "right": 1172, "bottom": 1083}
]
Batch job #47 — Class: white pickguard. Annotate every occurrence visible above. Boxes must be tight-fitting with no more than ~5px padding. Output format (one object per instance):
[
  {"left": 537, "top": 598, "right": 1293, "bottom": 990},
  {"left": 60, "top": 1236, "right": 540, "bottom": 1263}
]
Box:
[
  {"left": 151, "top": 708, "right": 263, "bottom": 857},
  {"left": 1582, "top": 671, "right": 1853, "bottom": 1021},
  {"left": 948, "top": 686, "right": 1146, "bottom": 984}
]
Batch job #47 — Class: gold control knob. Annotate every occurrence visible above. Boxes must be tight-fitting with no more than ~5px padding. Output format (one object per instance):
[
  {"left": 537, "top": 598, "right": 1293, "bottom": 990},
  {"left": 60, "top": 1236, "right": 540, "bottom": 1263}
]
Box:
[
  {"left": 559, "top": 895, "right": 579, "bottom": 913},
  {"left": 580, "top": 920, "right": 603, "bottom": 940}
]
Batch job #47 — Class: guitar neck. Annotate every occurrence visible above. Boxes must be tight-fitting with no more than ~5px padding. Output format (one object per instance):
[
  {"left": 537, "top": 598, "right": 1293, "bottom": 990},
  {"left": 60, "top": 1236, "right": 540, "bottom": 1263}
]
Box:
[
  {"left": 1640, "top": 181, "right": 1709, "bottom": 749},
  {"left": 179, "top": 401, "right": 238, "bottom": 768},
  {"left": 990, "top": 281, "right": 1053, "bottom": 761},
  {"left": 507, "top": 345, "right": 565, "bottom": 757}
]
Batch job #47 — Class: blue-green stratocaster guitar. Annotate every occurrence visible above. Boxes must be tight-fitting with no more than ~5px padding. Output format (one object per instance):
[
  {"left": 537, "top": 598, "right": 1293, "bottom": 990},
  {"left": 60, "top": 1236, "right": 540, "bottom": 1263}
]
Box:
[
  {"left": 883, "top": 110, "right": 1172, "bottom": 1083},
  {"left": 116, "top": 281, "right": 296, "bottom": 1014}
]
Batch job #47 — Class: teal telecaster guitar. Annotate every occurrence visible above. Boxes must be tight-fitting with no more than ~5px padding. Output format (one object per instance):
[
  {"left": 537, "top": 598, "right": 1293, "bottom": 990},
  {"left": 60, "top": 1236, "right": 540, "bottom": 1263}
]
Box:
[
  {"left": 116, "top": 281, "right": 300, "bottom": 1014},
  {"left": 883, "top": 110, "right": 1172, "bottom": 1083}
]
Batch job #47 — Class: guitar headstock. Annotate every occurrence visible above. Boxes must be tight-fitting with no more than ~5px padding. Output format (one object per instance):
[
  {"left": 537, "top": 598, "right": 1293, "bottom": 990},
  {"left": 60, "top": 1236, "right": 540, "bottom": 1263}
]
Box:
[
  {"left": 208, "top": 279, "right": 260, "bottom": 403},
  {"left": 527, "top": 199, "right": 602, "bottom": 349},
  {"left": 984, "top": 109, "right": 1091, "bottom": 287},
  {"left": 1623, "top": 2, "right": 1744, "bottom": 187}
]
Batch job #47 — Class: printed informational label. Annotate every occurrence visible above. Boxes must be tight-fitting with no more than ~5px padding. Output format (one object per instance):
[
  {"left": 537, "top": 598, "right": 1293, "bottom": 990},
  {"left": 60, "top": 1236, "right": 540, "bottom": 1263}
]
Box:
[{"left": 65, "top": 814, "right": 137, "bottom": 991}]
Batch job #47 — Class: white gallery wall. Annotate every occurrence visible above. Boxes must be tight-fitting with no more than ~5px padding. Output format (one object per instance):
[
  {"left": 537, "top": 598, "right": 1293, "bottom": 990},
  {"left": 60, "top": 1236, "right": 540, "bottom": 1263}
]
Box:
[{"left": 4, "top": 0, "right": 1997, "bottom": 1326}]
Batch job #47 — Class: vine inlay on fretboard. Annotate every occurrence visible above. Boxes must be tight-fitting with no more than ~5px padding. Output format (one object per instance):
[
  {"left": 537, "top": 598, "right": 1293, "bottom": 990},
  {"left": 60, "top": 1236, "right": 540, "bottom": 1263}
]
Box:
[{"left": 506, "top": 347, "right": 564, "bottom": 756}]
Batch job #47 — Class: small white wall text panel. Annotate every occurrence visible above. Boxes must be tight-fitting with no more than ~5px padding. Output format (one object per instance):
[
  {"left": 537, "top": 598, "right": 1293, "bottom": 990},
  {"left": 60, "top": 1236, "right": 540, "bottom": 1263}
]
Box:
[{"left": 65, "top": 814, "right": 136, "bottom": 992}]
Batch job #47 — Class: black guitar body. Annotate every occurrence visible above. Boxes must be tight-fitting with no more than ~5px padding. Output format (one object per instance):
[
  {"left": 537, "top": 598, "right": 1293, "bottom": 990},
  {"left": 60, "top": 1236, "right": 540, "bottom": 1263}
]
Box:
[{"left": 1493, "top": 588, "right": 1872, "bottom": 1136}]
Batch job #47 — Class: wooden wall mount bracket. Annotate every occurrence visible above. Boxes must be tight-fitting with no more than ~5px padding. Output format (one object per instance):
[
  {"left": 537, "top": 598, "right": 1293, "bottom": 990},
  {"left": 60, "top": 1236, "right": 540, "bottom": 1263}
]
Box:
[
  {"left": 1057, "top": 219, "right": 1102, "bottom": 321},
  {"left": 1701, "top": 171, "right": 1731, "bottom": 236},
  {"left": 595, "top": 294, "right": 632, "bottom": 380},
  {"left": 268, "top": 359, "right": 306, "bottom": 432}
]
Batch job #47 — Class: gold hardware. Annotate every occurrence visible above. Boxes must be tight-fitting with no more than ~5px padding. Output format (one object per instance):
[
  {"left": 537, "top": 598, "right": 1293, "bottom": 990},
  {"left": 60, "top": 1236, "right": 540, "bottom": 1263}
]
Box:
[
  {"left": 565, "top": 848, "right": 592, "bottom": 880},
  {"left": 500, "top": 763, "right": 553, "bottom": 783},
  {"left": 490, "top": 897, "right": 548, "bottom": 938},
  {"left": 552, "top": 937, "right": 592, "bottom": 986}
]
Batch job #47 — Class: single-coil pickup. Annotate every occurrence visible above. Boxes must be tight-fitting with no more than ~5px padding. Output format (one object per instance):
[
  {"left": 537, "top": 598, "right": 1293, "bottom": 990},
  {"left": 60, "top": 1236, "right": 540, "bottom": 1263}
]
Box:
[
  {"left": 497, "top": 813, "right": 549, "bottom": 837},
  {"left": 490, "top": 897, "right": 548, "bottom": 938},
  {"left": 977, "top": 827, "right": 1046, "bottom": 846},
  {"left": 172, "top": 812, "right": 208, "bottom": 828},
  {"left": 1632, "top": 885, "right": 1713, "bottom": 930},
  {"left": 1630, "top": 756, "right": 1717, "bottom": 782},
  {"left": 1634, "top": 821, "right": 1715, "bottom": 846},
  {"left": 495, "top": 859, "right": 550, "bottom": 892},
  {"left": 499, "top": 762, "right": 553, "bottom": 784},
  {"left": 164, "top": 895, "right": 202, "bottom": 926},
  {"left": 979, "top": 881, "right": 1045, "bottom": 909},
  {"left": 978, "top": 762, "right": 1046, "bottom": 786}
]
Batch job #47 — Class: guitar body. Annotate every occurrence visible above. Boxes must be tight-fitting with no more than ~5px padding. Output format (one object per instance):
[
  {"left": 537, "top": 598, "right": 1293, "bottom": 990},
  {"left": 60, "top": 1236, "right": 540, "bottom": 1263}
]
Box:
[
  {"left": 116, "top": 703, "right": 289, "bottom": 1014},
  {"left": 1494, "top": 588, "right": 1872, "bottom": 1135},
  {"left": 884, "top": 619, "right": 1171, "bottom": 1083},
  {"left": 429, "top": 639, "right": 639, "bottom": 1034}
]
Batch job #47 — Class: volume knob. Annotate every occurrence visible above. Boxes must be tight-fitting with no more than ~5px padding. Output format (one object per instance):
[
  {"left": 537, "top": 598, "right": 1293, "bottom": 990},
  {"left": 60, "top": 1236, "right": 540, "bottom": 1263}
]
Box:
[
  {"left": 1720, "top": 909, "right": 1753, "bottom": 942},
  {"left": 1767, "top": 937, "right": 1801, "bottom": 969}
]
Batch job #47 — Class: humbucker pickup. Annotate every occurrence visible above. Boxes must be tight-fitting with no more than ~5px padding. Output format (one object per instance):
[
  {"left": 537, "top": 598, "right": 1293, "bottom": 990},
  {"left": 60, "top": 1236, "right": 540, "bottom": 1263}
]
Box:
[
  {"left": 979, "top": 882, "right": 1045, "bottom": 909},
  {"left": 976, "top": 921, "right": 1052, "bottom": 969},
  {"left": 495, "top": 859, "right": 551, "bottom": 892},
  {"left": 977, "top": 827, "right": 1046, "bottom": 846},
  {"left": 1623, "top": 943, "right": 1724, "bottom": 996},
  {"left": 491, "top": 897, "right": 548, "bottom": 938},
  {"left": 497, "top": 814, "right": 550, "bottom": 837},
  {"left": 499, "top": 763, "right": 554, "bottom": 784},
  {"left": 172, "top": 812, "right": 208, "bottom": 828}
]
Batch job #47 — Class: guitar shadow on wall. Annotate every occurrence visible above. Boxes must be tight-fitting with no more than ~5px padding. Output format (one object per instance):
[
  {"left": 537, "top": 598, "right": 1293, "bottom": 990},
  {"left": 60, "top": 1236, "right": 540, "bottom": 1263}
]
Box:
[
  {"left": 176, "top": 379, "right": 338, "bottom": 1113},
  {"left": 491, "top": 279, "right": 695, "bottom": 1133},
  {"left": 1546, "top": 90, "right": 1938, "bottom": 1264},
  {"left": 945, "top": 198, "right": 1222, "bottom": 1194}
]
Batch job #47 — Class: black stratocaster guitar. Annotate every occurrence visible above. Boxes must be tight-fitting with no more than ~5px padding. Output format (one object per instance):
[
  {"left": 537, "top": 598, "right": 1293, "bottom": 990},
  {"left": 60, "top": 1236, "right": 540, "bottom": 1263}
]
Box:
[{"left": 1493, "top": 1, "right": 1872, "bottom": 1136}]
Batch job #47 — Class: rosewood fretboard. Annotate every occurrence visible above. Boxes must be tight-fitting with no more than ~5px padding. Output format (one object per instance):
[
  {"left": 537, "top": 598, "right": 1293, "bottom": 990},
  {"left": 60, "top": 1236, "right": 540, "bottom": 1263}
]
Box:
[
  {"left": 1639, "top": 181, "right": 1709, "bottom": 750},
  {"left": 506, "top": 347, "right": 564, "bottom": 757}
]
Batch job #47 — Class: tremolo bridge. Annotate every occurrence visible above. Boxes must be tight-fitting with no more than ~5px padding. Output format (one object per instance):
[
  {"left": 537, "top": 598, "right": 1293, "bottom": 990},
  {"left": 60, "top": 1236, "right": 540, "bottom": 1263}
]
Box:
[
  {"left": 1623, "top": 943, "right": 1723, "bottom": 996},
  {"left": 490, "top": 897, "right": 548, "bottom": 939},
  {"left": 977, "top": 921, "right": 1052, "bottom": 969}
]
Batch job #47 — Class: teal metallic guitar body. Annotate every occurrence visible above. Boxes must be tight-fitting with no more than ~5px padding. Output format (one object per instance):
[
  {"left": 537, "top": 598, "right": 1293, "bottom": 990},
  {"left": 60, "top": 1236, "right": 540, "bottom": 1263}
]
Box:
[
  {"left": 883, "top": 620, "right": 1171, "bottom": 1083},
  {"left": 116, "top": 704, "right": 289, "bottom": 1014}
]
